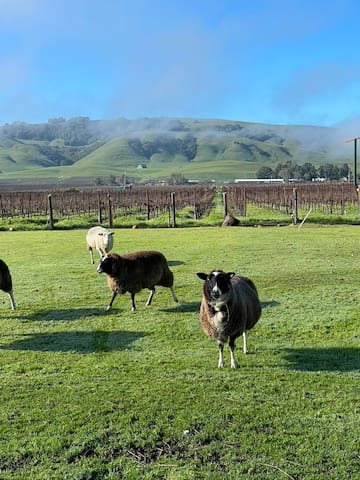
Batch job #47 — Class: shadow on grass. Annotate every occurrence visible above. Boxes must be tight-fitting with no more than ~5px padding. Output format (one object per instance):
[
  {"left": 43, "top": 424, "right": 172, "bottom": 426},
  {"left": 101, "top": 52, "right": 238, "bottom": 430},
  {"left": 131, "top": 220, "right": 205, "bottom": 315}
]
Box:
[
  {"left": 284, "top": 347, "right": 360, "bottom": 372},
  {"left": 168, "top": 260, "right": 185, "bottom": 267},
  {"left": 261, "top": 300, "right": 280, "bottom": 309},
  {"left": 161, "top": 300, "right": 279, "bottom": 314},
  {"left": 15, "top": 307, "right": 110, "bottom": 322},
  {"left": 160, "top": 301, "right": 200, "bottom": 313},
  {"left": 0, "top": 330, "right": 147, "bottom": 353}
]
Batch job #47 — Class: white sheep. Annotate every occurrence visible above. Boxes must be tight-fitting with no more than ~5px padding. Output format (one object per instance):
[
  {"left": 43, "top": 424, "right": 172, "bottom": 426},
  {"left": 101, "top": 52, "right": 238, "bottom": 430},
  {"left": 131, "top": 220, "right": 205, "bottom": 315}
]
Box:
[{"left": 86, "top": 226, "right": 114, "bottom": 264}]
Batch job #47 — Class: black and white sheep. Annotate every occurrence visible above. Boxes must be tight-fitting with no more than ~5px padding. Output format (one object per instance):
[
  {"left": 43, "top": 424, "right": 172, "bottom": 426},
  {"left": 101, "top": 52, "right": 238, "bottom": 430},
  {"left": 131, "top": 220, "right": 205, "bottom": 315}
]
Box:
[
  {"left": 196, "top": 270, "right": 261, "bottom": 368},
  {"left": 0, "top": 259, "right": 16, "bottom": 310},
  {"left": 97, "top": 251, "right": 178, "bottom": 311},
  {"left": 86, "top": 226, "right": 114, "bottom": 264}
]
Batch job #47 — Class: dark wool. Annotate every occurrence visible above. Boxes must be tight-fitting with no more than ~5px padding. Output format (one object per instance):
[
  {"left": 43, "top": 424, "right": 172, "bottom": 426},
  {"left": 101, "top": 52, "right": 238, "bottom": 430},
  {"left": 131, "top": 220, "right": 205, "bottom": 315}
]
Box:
[{"left": 97, "top": 250, "right": 177, "bottom": 311}]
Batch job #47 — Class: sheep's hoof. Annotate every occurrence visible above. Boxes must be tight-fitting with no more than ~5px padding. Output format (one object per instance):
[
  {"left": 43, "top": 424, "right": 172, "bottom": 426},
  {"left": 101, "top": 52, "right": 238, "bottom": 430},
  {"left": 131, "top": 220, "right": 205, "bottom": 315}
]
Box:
[{"left": 105, "top": 306, "right": 111, "bottom": 312}]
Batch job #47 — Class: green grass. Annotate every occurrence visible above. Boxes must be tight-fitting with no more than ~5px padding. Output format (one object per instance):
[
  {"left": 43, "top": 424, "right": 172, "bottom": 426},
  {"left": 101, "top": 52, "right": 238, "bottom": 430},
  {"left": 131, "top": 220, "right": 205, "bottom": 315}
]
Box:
[{"left": 0, "top": 226, "right": 359, "bottom": 479}]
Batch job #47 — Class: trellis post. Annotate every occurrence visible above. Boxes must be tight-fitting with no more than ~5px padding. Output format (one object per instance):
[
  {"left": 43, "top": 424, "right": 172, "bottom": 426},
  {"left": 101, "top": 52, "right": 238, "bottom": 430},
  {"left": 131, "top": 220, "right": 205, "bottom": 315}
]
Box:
[
  {"left": 222, "top": 192, "right": 228, "bottom": 218},
  {"left": 292, "top": 187, "right": 298, "bottom": 225},
  {"left": 47, "top": 194, "right": 54, "bottom": 229},
  {"left": 242, "top": 187, "right": 247, "bottom": 217},
  {"left": 193, "top": 190, "right": 198, "bottom": 220},
  {"left": 97, "top": 192, "right": 102, "bottom": 224},
  {"left": 107, "top": 194, "right": 113, "bottom": 227},
  {"left": 146, "top": 190, "right": 150, "bottom": 221},
  {"left": 170, "top": 192, "right": 176, "bottom": 228}
]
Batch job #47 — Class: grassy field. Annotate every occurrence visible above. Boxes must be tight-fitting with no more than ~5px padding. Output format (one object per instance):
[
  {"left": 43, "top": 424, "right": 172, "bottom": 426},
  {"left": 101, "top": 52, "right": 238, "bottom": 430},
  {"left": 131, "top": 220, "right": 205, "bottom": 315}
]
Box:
[{"left": 0, "top": 226, "right": 359, "bottom": 479}]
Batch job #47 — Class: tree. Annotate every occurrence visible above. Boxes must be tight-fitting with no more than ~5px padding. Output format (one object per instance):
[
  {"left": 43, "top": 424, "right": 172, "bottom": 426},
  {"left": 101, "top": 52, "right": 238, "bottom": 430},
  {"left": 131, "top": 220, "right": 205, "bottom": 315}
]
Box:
[
  {"left": 169, "top": 173, "right": 188, "bottom": 185},
  {"left": 274, "top": 160, "right": 296, "bottom": 180},
  {"left": 93, "top": 177, "right": 104, "bottom": 186},
  {"left": 339, "top": 163, "right": 350, "bottom": 179},
  {"left": 256, "top": 166, "right": 274, "bottom": 179},
  {"left": 299, "top": 162, "right": 317, "bottom": 181}
]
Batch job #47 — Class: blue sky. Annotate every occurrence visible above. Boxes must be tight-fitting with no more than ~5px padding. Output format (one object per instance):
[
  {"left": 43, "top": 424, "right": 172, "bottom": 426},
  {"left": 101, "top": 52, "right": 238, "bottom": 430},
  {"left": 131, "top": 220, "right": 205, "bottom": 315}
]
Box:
[{"left": 1, "top": 0, "right": 360, "bottom": 130}]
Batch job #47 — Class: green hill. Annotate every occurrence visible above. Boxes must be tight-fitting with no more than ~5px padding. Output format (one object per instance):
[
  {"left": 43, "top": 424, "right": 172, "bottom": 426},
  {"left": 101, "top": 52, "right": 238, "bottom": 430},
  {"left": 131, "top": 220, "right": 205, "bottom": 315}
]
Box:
[{"left": 0, "top": 117, "right": 350, "bottom": 187}]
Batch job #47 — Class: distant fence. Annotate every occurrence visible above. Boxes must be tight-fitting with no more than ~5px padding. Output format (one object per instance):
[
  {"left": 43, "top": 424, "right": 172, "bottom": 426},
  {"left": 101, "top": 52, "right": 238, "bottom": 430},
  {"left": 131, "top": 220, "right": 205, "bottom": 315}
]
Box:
[
  {"left": 222, "top": 182, "right": 358, "bottom": 223},
  {"left": 0, "top": 183, "right": 358, "bottom": 227},
  {"left": 0, "top": 185, "right": 216, "bottom": 227}
]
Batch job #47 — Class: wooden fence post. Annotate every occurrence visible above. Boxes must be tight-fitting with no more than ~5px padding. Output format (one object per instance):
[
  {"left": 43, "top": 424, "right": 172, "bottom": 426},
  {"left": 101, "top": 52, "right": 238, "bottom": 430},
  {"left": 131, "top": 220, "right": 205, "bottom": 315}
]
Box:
[
  {"left": 47, "top": 194, "right": 54, "bottom": 229},
  {"left": 292, "top": 187, "right": 298, "bottom": 225},
  {"left": 107, "top": 194, "right": 113, "bottom": 227},
  {"left": 97, "top": 192, "right": 102, "bottom": 224},
  {"left": 170, "top": 192, "right": 176, "bottom": 228},
  {"left": 146, "top": 190, "right": 150, "bottom": 221},
  {"left": 193, "top": 190, "right": 198, "bottom": 220},
  {"left": 222, "top": 192, "right": 228, "bottom": 218}
]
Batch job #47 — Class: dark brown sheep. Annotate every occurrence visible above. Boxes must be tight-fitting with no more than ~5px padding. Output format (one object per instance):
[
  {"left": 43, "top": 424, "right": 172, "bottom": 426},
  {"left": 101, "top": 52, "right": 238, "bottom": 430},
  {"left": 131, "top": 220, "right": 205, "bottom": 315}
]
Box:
[
  {"left": 0, "top": 259, "right": 16, "bottom": 310},
  {"left": 196, "top": 270, "right": 261, "bottom": 368},
  {"left": 97, "top": 251, "right": 178, "bottom": 311}
]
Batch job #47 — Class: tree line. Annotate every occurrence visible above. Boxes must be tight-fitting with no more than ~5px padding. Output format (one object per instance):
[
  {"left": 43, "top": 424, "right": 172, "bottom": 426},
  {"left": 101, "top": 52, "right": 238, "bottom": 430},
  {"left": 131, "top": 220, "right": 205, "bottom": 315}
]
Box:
[
  {"left": 0, "top": 117, "right": 189, "bottom": 147},
  {"left": 257, "top": 161, "right": 350, "bottom": 182}
]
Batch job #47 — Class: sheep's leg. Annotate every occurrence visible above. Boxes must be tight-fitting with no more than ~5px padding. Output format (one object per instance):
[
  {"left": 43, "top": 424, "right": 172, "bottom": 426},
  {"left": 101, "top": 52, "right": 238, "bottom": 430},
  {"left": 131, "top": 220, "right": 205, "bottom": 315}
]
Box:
[
  {"left": 242, "top": 331, "right": 248, "bottom": 354},
  {"left": 217, "top": 342, "right": 224, "bottom": 368},
  {"left": 106, "top": 292, "right": 117, "bottom": 311},
  {"left": 130, "top": 293, "right": 136, "bottom": 311},
  {"left": 89, "top": 248, "right": 94, "bottom": 264},
  {"left": 146, "top": 288, "right": 155, "bottom": 306},
  {"left": 8, "top": 291, "right": 16, "bottom": 310},
  {"left": 169, "top": 287, "right": 178, "bottom": 303},
  {"left": 229, "top": 336, "right": 238, "bottom": 369}
]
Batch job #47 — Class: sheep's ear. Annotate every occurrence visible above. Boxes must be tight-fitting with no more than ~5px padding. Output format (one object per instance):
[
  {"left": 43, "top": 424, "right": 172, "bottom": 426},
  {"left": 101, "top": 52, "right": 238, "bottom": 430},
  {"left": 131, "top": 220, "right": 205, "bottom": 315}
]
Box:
[
  {"left": 196, "top": 272, "right": 207, "bottom": 280},
  {"left": 109, "top": 232, "right": 114, "bottom": 235},
  {"left": 226, "top": 272, "right": 236, "bottom": 279}
]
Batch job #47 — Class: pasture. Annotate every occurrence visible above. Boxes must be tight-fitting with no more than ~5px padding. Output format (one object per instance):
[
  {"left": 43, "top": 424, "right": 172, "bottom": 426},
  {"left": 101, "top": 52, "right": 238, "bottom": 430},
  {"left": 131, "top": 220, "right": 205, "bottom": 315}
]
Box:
[{"left": 0, "top": 226, "right": 359, "bottom": 479}]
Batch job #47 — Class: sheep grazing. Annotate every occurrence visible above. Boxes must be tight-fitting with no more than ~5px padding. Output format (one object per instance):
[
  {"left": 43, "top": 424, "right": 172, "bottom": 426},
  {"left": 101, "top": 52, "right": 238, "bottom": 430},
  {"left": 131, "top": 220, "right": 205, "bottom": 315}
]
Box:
[
  {"left": 0, "top": 259, "right": 16, "bottom": 310},
  {"left": 196, "top": 270, "right": 261, "bottom": 368},
  {"left": 97, "top": 251, "right": 178, "bottom": 311},
  {"left": 86, "top": 226, "right": 114, "bottom": 264}
]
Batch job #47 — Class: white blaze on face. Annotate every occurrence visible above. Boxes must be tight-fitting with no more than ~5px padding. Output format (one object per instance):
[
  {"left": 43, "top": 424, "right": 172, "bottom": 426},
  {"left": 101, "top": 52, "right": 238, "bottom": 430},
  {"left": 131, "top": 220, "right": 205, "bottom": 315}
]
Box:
[
  {"left": 211, "top": 271, "right": 223, "bottom": 298},
  {"left": 96, "top": 255, "right": 108, "bottom": 274}
]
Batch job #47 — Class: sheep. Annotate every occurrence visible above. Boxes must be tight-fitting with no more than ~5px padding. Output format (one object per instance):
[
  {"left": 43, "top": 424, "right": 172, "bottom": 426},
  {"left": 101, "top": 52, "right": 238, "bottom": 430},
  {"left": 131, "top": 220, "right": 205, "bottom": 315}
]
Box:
[
  {"left": 0, "top": 259, "right": 16, "bottom": 310},
  {"left": 196, "top": 270, "right": 261, "bottom": 368},
  {"left": 96, "top": 251, "right": 178, "bottom": 311},
  {"left": 86, "top": 226, "right": 114, "bottom": 264}
]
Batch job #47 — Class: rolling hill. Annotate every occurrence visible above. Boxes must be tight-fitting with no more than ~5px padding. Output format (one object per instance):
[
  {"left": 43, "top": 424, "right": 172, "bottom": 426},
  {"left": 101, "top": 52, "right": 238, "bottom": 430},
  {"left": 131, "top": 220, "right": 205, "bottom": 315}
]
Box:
[{"left": 0, "top": 117, "right": 351, "bottom": 187}]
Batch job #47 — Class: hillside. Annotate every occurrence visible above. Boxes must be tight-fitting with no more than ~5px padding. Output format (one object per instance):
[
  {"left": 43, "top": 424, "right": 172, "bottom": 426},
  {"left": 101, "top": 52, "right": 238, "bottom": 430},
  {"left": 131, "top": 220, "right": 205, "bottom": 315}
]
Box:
[{"left": 0, "top": 117, "right": 350, "bottom": 187}]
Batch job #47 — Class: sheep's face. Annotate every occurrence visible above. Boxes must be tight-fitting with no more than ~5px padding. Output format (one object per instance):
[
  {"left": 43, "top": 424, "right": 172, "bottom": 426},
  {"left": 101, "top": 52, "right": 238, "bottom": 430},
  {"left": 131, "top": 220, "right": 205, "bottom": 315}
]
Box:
[
  {"left": 97, "top": 254, "right": 122, "bottom": 276},
  {"left": 101, "top": 232, "right": 114, "bottom": 249},
  {"left": 197, "top": 270, "right": 235, "bottom": 308}
]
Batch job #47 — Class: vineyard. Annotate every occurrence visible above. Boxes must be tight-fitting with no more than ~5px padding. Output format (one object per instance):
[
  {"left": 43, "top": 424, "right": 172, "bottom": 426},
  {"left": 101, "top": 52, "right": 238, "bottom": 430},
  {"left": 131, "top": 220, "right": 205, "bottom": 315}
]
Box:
[
  {"left": 223, "top": 182, "right": 359, "bottom": 221},
  {"left": 0, "top": 185, "right": 216, "bottom": 226},
  {"left": 0, "top": 183, "right": 359, "bottom": 228}
]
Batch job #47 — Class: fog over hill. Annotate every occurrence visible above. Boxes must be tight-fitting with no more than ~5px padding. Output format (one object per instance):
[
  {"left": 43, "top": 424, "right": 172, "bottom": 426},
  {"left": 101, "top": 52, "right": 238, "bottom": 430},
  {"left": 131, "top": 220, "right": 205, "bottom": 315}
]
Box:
[{"left": 0, "top": 116, "right": 355, "bottom": 186}]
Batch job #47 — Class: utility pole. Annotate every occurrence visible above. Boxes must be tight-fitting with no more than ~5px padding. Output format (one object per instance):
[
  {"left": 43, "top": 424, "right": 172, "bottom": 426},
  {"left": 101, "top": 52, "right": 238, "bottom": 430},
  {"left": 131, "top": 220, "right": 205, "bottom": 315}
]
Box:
[{"left": 345, "top": 137, "right": 359, "bottom": 188}]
